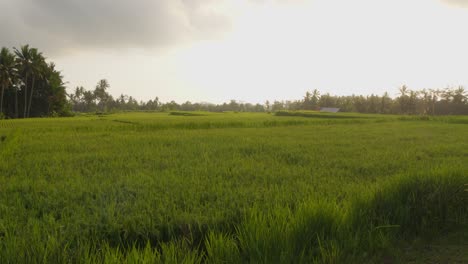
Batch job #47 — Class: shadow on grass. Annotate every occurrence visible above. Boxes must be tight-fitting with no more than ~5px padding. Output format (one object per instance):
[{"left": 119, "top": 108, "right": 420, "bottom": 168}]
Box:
[
  {"left": 3, "top": 170, "right": 465, "bottom": 263},
  {"left": 169, "top": 111, "right": 208, "bottom": 117}
]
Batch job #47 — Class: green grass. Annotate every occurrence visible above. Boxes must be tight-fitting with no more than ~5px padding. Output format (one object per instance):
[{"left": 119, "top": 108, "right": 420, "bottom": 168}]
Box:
[{"left": 0, "top": 112, "right": 467, "bottom": 263}]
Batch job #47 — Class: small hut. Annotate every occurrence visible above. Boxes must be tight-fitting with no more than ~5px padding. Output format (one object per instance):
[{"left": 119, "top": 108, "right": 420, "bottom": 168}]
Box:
[{"left": 320, "top": 107, "right": 340, "bottom": 113}]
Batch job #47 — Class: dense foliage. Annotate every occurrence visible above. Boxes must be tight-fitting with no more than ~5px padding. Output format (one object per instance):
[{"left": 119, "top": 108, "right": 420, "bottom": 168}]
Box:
[
  {"left": 291, "top": 87, "right": 468, "bottom": 115},
  {"left": 70, "top": 83, "right": 468, "bottom": 115},
  {"left": 0, "top": 46, "right": 69, "bottom": 118},
  {"left": 69, "top": 83, "right": 266, "bottom": 113},
  {"left": 0, "top": 113, "right": 466, "bottom": 263}
]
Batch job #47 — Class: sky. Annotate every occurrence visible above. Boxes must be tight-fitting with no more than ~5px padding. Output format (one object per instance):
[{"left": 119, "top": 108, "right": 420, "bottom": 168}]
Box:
[{"left": 1, "top": 0, "right": 468, "bottom": 103}]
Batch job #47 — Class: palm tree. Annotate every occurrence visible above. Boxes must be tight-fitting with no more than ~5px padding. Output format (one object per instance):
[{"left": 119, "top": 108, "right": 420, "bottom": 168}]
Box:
[
  {"left": 452, "top": 86, "right": 466, "bottom": 104},
  {"left": 14, "top": 45, "right": 33, "bottom": 118},
  {"left": 408, "top": 90, "right": 418, "bottom": 114},
  {"left": 311, "top": 88, "right": 320, "bottom": 99},
  {"left": 303, "top": 90, "right": 320, "bottom": 110},
  {"left": 14, "top": 45, "right": 45, "bottom": 118},
  {"left": 27, "top": 49, "right": 45, "bottom": 117},
  {"left": 94, "top": 79, "right": 110, "bottom": 112},
  {"left": 442, "top": 87, "right": 454, "bottom": 102},
  {"left": 398, "top": 85, "right": 409, "bottom": 114},
  {"left": 398, "top": 85, "right": 408, "bottom": 97},
  {"left": 303, "top": 91, "right": 312, "bottom": 109},
  {"left": 428, "top": 89, "right": 440, "bottom": 115},
  {"left": 0, "top": 47, "right": 17, "bottom": 117},
  {"left": 419, "top": 89, "right": 431, "bottom": 114},
  {"left": 381, "top": 92, "right": 391, "bottom": 114}
]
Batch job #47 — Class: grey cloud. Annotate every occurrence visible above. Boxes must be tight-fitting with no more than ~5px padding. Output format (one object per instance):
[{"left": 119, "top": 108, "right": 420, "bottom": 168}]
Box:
[{"left": 0, "top": 0, "right": 231, "bottom": 55}]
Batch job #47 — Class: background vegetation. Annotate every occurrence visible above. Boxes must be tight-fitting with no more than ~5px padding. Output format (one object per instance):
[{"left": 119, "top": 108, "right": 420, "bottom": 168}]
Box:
[
  {"left": 0, "top": 112, "right": 466, "bottom": 263},
  {"left": 68, "top": 84, "right": 468, "bottom": 115},
  {"left": 2, "top": 45, "right": 468, "bottom": 119}
]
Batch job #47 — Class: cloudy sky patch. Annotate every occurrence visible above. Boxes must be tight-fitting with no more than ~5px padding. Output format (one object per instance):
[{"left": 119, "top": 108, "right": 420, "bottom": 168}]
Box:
[
  {"left": 1, "top": 0, "right": 468, "bottom": 103},
  {"left": 1, "top": 0, "right": 233, "bottom": 53}
]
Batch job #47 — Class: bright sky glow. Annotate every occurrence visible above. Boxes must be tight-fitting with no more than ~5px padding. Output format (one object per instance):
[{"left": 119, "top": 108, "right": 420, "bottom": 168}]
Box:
[{"left": 39, "top": 0, "right": 468, "bottom": 103}]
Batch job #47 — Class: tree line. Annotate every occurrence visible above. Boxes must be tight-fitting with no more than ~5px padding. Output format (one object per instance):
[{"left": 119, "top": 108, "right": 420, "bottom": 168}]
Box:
[
  {"left": 70, "top": 84, "right": 468, "bottom": 115},
  {"left": 269, "top": 86, "right": 468, "bottom": 115},
  {"left": 69, "top": 82, "right": 266, "bottom": 113},
  {"left": 0, "top": 45, "right": 69, "bottom": 118},
  {"left": 2, "top": 45, "right": 468, "bottom": 119}
]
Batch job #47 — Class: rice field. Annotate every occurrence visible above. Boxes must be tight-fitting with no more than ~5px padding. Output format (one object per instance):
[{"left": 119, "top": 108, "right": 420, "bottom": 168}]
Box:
[{"left": 0, "top": 112, "right": 467, "bottom": 263}]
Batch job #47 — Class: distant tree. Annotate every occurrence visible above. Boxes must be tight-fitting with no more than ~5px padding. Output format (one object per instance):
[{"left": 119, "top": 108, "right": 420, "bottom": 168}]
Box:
[
  {"left": 64, "top": 82, "right": 468, "bottom": 116},
  {"left": 94, "top": 79, "right": 110, "bottom": 112},
  {"left": 254, "top": 103, "right": 265, "bottom": 112},
  {"left": 303, "top": 89, "right": 320, "bottom": 110},
  {"left": 265, "top": 100, "right": 270, "bottom": 111},
  {"left": 368, "top": 94, "right": 380, "bottom": 113},
  {"left": 408, "top": 90, "right": 418, "bottom": 114},
  {"left": 319, "top": 93, "right": 336, "bottom": 108},
  {"left": 440, "top": 88, "right": 453, "bottom": 102},
  {"left": 429, "top": 89, "right": 440, "bottom": 115},
  {"left": 70, "top": 86, "right": 85, "bottom": 111},
  {"left": 418, "top": 89, "right": 431, "bottom": 115},
  {"left": 271, "top": 100, "right": 285, "bottom": 111},
  {"left": 452, "top": 86, "right": 466, "bottom": 104},
  {"left": 397, "top": 85, "right": 409, "bottom": 114},
  {"left": 311, "top": 89, "right": 320, "bottom": 108},
  {"left": 180, "top": 101, "right": 194, "bottom": 111},
  {"left": 381, "top": 92, "right": 391, "bottom": 114},
  {"left": 83, "top": 90, "right": 96, "bottom": 111}
]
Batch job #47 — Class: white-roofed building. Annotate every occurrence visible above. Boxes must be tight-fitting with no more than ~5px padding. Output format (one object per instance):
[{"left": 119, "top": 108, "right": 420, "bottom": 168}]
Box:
[{"left": 320, "top": 107, "right": 340, "bottom": 113}]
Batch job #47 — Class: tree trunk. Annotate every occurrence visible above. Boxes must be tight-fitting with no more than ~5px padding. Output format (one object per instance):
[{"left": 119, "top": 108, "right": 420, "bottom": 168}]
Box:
[
  {"left": 15, "top": 88, "right": 18, "bottom": 118},
  {"left": 0, "top": 83, "right": 5, "bottom": 116},
  {"left": 47, "top": 97, "right": 51, "bottom": 114},
  {"left": 23, "top": 73, "right": 28, "bottom": 118},
  {"left": 432, "top": 98, "right": 435, "bottom": 115},
  {"left": 27, "top": 76, "right": 35, "bottom": 118}
]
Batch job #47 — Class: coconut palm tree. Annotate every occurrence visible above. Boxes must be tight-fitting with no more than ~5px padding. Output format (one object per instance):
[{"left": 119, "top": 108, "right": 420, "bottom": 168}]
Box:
[
  {"left": 428, "top": 89, "right": 440, "bottom": 115},
  {"left": 398, "top": 85, "right": 408, "bottom": 97},
  {"left": 0, "top": 47, "right": 17, "bottom": 117},
  {"left": 452, "top": 86, "right": 466, "bottom": 105},
  {"left": 26, "top": 49, "right": 45, "bottom": 117},
  {"left": 441, "top": 87, "right": 454, "bottom": 102},
  {"left": 14, "top": 45, "right": 34, "bottom": 118},
  {"left": 419, "top": 89, "right": 431, "bottom": 115},
  {"left": 398, "top": 85, "right": 410, "bottom": 113},
  {"left": 94, "top": 79, "right": 110, "bottom": 112},
  {"left": 311, "top": 89, "right": 320, "bottom": 107},
  {"left": 14, "top": 45, "right": 45, "bottom": 117}
]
